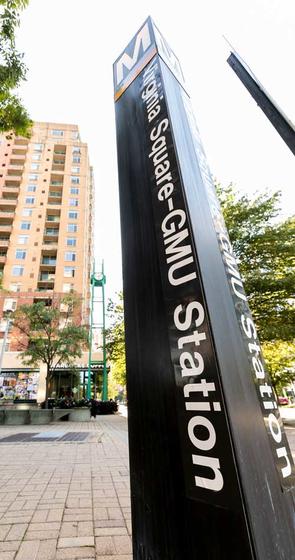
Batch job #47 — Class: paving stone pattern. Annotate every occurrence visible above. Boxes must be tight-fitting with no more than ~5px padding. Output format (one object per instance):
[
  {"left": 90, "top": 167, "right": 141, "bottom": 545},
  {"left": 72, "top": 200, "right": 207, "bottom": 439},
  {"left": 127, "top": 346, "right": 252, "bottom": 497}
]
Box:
[
  {"left": 0, "top": 432, "right": 90, "bottom": 443},
  {"left": 0, "top": 416, "right": 132, "bottom": 559}
]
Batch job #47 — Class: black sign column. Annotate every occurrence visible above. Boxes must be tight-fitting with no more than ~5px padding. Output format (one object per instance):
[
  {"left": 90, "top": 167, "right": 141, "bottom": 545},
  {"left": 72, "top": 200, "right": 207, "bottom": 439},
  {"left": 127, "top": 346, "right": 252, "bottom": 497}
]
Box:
[{"left": 113, "top": 17, "right": 295, "bottom": 560}]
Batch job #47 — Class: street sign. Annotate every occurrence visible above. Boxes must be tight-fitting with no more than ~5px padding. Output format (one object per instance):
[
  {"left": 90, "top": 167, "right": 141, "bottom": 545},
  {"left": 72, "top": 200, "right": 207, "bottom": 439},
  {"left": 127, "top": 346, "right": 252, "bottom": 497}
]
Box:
[{"left": 114, "top": 17, "right": 295, "bottom": 559}]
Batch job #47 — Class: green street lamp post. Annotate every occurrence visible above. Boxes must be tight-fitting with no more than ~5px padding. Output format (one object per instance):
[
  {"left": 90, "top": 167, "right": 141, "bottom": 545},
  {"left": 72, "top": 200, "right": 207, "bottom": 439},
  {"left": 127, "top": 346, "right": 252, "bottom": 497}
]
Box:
[{"left": 87, "top": 261, "right": 107, "bottom": 400}]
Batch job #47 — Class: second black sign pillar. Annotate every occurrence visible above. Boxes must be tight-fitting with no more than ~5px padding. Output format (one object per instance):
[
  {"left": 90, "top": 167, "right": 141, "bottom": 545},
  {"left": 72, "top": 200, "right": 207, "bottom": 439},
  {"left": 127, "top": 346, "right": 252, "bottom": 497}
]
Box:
[{"left": 113, "top": 17, "right": 295, "bottom": 560}]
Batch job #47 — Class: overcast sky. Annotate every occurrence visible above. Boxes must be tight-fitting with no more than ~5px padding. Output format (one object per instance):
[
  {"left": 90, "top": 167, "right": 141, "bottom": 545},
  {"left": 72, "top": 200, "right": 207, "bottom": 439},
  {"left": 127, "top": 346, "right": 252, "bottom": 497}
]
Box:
[{"left": 16, "top": 0, "right": 295, "bottom": 300}]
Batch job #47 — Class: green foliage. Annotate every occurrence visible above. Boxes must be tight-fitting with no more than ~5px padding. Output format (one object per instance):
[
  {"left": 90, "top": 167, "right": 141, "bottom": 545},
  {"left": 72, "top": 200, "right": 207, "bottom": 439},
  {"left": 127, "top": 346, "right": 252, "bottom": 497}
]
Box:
[
  {"left": 262, "top": 341, "right": 295, "bottom": 394},
  {"left": 0, "top": 0, "right": 32, "bottom": 136},
  {"left": 105, "top": 292, "right": 126, "bottom": 387},
  {"left": 217, "top": 183, "right": 295, "bottom": 342},
  {"left": 217, "top": 183, "right": 295, "bottom": 391},
  {"left": 13, "top": 295, "right": 88, "bottom": 401}
]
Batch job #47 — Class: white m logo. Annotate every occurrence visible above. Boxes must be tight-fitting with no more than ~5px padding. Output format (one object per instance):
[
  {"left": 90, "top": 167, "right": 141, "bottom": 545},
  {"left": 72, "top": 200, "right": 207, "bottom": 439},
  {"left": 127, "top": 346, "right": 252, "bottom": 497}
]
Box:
[{"left": 116, "top": 22, "right": 152, "bottom": 86}]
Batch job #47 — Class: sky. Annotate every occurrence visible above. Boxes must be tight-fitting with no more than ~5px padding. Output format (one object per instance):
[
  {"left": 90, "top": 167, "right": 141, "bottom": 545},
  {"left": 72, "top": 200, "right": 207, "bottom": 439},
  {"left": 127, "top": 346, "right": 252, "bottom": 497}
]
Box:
[{"left": 15, "top": 0, "right": 295, "bottom": 302}]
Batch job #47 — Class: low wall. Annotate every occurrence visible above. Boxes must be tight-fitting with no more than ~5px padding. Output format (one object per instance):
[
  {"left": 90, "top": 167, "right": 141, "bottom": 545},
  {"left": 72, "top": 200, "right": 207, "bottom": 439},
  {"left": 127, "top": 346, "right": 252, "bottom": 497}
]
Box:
[{"left": 0, "top": 407, "right": 91, "bottom": 425}]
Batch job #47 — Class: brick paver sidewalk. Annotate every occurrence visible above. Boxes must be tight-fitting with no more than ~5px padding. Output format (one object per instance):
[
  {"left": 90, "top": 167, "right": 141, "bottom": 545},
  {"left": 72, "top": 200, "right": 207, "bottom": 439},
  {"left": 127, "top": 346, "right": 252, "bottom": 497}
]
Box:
[{"left": 0, "top": 415, "right": 132, "bottom": 560}]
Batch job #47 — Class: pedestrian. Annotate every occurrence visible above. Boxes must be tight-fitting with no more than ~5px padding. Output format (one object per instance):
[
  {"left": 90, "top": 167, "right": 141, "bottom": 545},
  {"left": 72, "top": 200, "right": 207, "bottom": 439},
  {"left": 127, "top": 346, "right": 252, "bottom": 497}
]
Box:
[{"left": 90, "top": 398, "right": 97, "bottom": 420}]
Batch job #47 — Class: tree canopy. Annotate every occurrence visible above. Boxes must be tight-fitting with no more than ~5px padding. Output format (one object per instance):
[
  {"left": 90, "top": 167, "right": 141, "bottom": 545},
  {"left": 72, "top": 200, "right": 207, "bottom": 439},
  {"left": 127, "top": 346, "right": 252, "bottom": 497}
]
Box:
[
  {"left": 13, "top": 294, "right": 88, "bottom": 403},
  {"left": 217, "top": 184, "right": 295, "bottom": 343},
  {"left": 105, "top": 292, "right": 126, "bottom": 387},
  {"left": 0, "top": 0, "right": 32, "bottom": 136}
]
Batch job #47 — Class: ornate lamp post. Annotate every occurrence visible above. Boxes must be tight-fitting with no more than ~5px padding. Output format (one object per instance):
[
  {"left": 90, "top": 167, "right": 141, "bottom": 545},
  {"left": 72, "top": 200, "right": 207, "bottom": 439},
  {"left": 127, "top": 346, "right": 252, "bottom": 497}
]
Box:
[{"left": 87, "top": 262, "right": 107, "bottom": 400}]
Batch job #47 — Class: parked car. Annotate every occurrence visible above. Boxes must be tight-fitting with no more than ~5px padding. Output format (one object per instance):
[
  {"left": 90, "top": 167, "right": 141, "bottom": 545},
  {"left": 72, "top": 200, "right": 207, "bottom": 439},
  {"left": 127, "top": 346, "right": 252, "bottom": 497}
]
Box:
[{"left": 278, "top": 396, "right": 289, "bottom": 406}]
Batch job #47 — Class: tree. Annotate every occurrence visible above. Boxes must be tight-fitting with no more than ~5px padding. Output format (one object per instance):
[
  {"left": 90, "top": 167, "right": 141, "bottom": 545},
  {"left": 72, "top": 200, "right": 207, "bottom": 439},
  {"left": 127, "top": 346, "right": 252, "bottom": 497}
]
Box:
[
  {"left": 12, "top": 294, "right": 88, "bottom": 405},
  {"left": 0, "top": 0, "right": 32, "bottom": 136},
  {"left": 217, "top": 183, "right": 295, "bottom": 390},
  {"left": 262, "top": 341, "right": 295, "bottom": 395},
  {"left": 105, "top": 292, "right": 126, "bottom": 387},
  {"left": 217, "top": 184, "right": 295, "bottom": 342}
]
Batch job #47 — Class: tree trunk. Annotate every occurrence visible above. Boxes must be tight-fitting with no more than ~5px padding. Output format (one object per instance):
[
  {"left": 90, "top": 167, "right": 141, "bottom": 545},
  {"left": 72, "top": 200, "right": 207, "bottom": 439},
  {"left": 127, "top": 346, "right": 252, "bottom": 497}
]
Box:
[{"left": 44, "top": 363, "right": 50, "bottom": 409}]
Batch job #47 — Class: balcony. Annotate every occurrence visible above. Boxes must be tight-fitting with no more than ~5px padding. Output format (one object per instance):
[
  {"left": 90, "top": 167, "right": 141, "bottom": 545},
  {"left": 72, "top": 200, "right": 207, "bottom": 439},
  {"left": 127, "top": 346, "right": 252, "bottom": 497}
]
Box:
[
  {"left": 37, "top": 273, "right": 55, "bottom": 289},
  {"left": 42, "top": 243, "right": 58, "bottom": 251},
  {"left": 8, "top": 164, "right": 23, "bottom": 171},
  {"left": 41, "top": 258, "right": 56, "bottom": 266},
  {"left": 11, "top": 149, "right": 26, "bottom": 156},
  {"left": 54, "top": 145, "right": 66, "bottom": 156},
  {"left": 4, "top": 179, "right": 21, "bottom": 187},
  {"left": 0, "top": 239, "right": 9, "bottom": 248},
  {"left": 14, "top": 138, "right": 29, "bottom": 146},
  {"left": 0, "top": 199, "right": 17, "bottom": 208},
  {"left": 45, "top": 216, "right": 60, "bottom": 225},
  {"left": 50, "top": 181, "right": 63, "bottom": 187},
  {"left": 48, "top": 191, "right": 62, "bottom": 206},
  {"left": 51, "top": 165, "right": 65, "bottom": 172},
  {"left": 0, "top": 224, "right": 12, "bottom": 233},
  {"left": 0, "top": 255, "right": 7, "bottom": 264},
  {"left": 44, "top": 228, "right": 59, "bottom": 237},
  {"left": 1, "top": 186, "right": 19, "bottom": 196},
  {"left": 9, "top": 153, "right": 26, "bottom": 162},
  {"left": 0, "top": 211, "right": 14, "bottom": 222},
  {"left": 7, "top": 168, "right": 22, "bottom": 177}
]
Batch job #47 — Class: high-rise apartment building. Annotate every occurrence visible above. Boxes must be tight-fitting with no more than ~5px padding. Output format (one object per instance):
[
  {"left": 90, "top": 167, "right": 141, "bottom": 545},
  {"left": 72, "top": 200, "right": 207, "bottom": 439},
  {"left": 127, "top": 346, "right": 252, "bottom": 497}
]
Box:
[{"left": 0, "top": 122, "right": 94, "bottom": 401}]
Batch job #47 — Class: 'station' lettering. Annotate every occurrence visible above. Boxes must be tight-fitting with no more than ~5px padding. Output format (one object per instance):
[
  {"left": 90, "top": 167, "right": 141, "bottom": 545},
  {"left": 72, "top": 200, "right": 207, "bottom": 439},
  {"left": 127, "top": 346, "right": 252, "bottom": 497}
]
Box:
[{"left": 173, "top": 301, "right": 223, "bottom": 491}]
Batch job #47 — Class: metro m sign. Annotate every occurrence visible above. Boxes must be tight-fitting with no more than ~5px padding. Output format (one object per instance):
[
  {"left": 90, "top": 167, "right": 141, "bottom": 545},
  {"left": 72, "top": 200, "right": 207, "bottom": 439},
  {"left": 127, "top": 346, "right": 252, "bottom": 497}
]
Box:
[
  {"left": 113, "top": 17, "right": 185, "bottom": 101},
  {"left": 115, "top": 21, "right": 152, "bottom": 85}
]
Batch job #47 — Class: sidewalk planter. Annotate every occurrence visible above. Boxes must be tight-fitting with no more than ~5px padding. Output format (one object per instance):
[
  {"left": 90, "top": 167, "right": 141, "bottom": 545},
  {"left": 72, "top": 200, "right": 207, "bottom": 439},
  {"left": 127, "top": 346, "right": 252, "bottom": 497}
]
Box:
[
  {"left": 69, "top": 408, "right": 90, "bottom": 422},
  {"left": 30, "top": 409, "right": 53, "bottom": 424},
  {"left": 14, "top": 400, "right": 38, "bottom": 411},
  {"left": 53, "top": 409, "right": 70, "bottom": 422},
  {"left": 5, "top": 409, "right": 29, "bottom": 425}
]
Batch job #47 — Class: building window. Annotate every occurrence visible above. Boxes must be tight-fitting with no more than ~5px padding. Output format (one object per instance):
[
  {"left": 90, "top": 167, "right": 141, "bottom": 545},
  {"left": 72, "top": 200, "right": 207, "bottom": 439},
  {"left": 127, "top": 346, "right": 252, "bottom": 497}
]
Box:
[
  {"left": 72, "top": 146, "right": 81, "bottom": 154},
  {"left": 67, "top": 223, "right": 77, "bottom": 232},
  {"left": 25, "top": 197, "right": 35, "bottom": 204},
  {"left": 18, "top": 235, "right": 29, "bottom": 244},
  {"left": 69, "top": 198, "right": 78, "bottom": 207},
  {"left": 32, "top": 153, "right": 41, "bottom": 161},
  {"left": 29, "top": 174, "right": 38, "bottom": 181},
  {"left": 22, "top": 208, "right": 33, "bottom": 217},
  {"left": 9, "top": 283, "right": 21, "bottom": 292},
  {"left": 71, "top": 167, "right": 80, "bottom": 174},
  {"left": 33, "top": 143, "right": 43, "bottom": 151},
  {"left": 12, "top": 266, "right": 24, "bottom": 276},
  {"left": 72, "top": 131, "right": 79, "bottom": 140},
  {"left": 52, "top": 129, "right": 64, "bottom": 136},
  {"left": 72, "top": 156, "right": 80, "bottom": 164},
  {"left": 27, "top": 185, "right": 36, "bottom": 192},
  {"left": 63, "top": 283, "right": 73, "bottom": 293},
  {"left": 20, "top": 222, "right": 31, "bottom": 230},
  {"left": 64, "top": 266, "right": 75, "bottom": 277},
  {"left": 70, "top": 187, "right": 79, "bottom": 195},
  {"left": 15, "top": 249, "right": 26, "bottom": 259},
  {"left": 31, "top": 163, "right": 39, "bottom": 171},
  {"left": 67, "top": 238, "right": 76, "bottom": 247},
  {"left": 71, "top": 176, "right": 80, "bottom": 185},
  {"left": 65, "top": 252, "right": 76, "bottom": 262},
  {"left": 68, "top": 211, "right": 78, "bottom": 219},
  {"left": 3, "top": 298, "right": 17, "bottom": 311}
]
